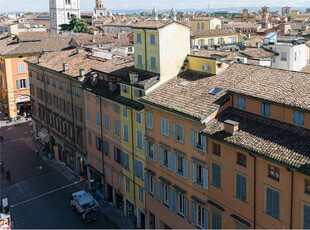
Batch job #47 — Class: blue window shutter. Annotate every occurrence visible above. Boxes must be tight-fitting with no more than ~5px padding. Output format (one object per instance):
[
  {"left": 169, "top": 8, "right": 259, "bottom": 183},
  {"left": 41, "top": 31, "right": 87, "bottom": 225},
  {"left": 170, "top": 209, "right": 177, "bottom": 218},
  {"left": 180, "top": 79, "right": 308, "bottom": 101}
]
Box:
[
  {"left": 273, "top": 190, "right": 280, "bottom": 219},
  {"left": 159, "top": 147, "right": 164, "bottom": 165},
  {"left": 300, "top": 112, "right": 304, "bottom": 125},
  {"left": 133, "top": 160, "right": 137, "bottom": 176},
  {"left": 180, "top": 125, "right": 184, "bottom": 142},
  {"left": 183, "top": 159, "right": 188, "bottom": 179},
  {"left": 242, "top": 175, "right": 247, "bottom": 201},
  {"left": 190, "top": 162, "right": 196, "bottom": 182},
  {"left": 113, "top": 146, "right": 117, "bottom": 161},
  {"left": 16, "top": 80, "right": 20, "bottom": 89},
  {"left": 212, "top": 210, "right": 222, "bottom": 229},
  {"left": 153, "top": 178, "right": 157, "bottom": 199},
  {"left": 293, "top": 111, "right": 298, "bottom": 124},
  {"left": 202, "top": 135, "right": 207, "bottom": 152},
  {"left": 184, "top": 197, "right": 188, "bottom": 220},
  {"left": 159, "top": 182, "right": 163, "bottom": 203},
  {"left": 172, "top": 122, "right": 176, "bottom": 139},
  {"left": 170, "top": 152, "right": 176, "bottom": 172},
  {"left": 203, "top": 209, "right": 209, "bottom": 229},
  {"left": 172, "top": 190, "right": 177, "bottom": 212},
  {"left": 26, "top": 78, "right": 29, "bottom": 88},
  {"left": 203, "top": 168, "right": 209, "bottom": 190},
  {"left": 153, "top": 143, "right": 157, "bottom": 161},
  {"left": 168, "top": 188, "right": 173, "bottom": 210},
  {"left": 236, "top": 174, "right": 241, "bottom": 199},
  {"left": 266, "top": 104, "right": 270, "bottom": 116},
  {"left": 190, "top": 129, "right": 195, "bottom": 146},
  {"left": 304, "top": 204, "right": 310, "bottom": 229},
  {"left": 261, "top": 103, "right": 264, "bottom": 116},
  {"left": 161, "top": 118, "right": 164, "bottom": 135},
  {"left": 191, "top": 201, "right": 197, "bottom": 225},
  {"left": 145, "top": 174, "right": 149, "bottom": 192},
  {"left": 144, "top": 140, "right": 148, "bottom": 157},
  {"left": 266, "top": 187, "right": 273, "bottom": 215}
]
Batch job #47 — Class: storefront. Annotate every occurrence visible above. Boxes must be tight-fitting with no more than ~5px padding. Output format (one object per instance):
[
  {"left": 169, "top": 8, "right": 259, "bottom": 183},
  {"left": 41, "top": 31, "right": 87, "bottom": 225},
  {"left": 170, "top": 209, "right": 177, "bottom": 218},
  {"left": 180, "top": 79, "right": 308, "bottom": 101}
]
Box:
[
  {"left": 88, "top": 166, "right": 104, "bottom": 197},
  {"left": 15, "top": 95, "right": 31, "bottom": 116}
]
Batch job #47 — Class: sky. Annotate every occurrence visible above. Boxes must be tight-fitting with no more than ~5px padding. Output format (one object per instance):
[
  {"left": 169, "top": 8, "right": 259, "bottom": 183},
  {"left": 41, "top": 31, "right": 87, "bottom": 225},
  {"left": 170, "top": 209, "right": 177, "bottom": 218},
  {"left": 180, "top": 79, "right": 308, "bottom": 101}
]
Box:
[{"left": 0, "top": 0, "right": 309, "bottom": 13}]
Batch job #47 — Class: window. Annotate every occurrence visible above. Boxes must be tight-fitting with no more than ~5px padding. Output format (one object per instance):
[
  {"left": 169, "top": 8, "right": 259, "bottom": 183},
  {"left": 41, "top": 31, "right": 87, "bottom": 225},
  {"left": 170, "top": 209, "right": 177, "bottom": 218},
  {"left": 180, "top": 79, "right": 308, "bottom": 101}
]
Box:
[
  {"left": 95, "top": 136, "right": 102, "bottom": 151},
  {"left": 145, "top": 140, "right": 156, "bottom": 161},
  {"left": 86, "top": 107, "right": 91, "bottom": 122},
  {"left": 305, "top": 179, "right": 310, "bottom": 194},
  {"left": 59, "top": 99, "right": 65, "bottom": 112},
  {"left": 237, "top": 97, "right": 245, "bottom": 110},
  {"left": 102, "top": 139, "right": 109, "bottom": 156},
  {"left": 163, "top": 149, "right": 169, "bottom": 167},
  {"left": 150, "top": 34, "right": 155, "bottom": 44},
  {"left": 123, "top": 107, "right": 128, "bottom": 118},
  {"left": 161, "top": 118, "right": 169, "bottom": 136},
  {"left": 17, "top": 63, "right": 26, "bottom": 73},
  {"left": 191, "top": 202, "right": 208, "bottom": 228},
  {"left": 103, "top": 100, "right": 108, "bottom": 109},
  {"left": 261, "top": 102, "right": 270, "bottom": 116},
  {"left": 121, "top": 85, "right": 128, "bottom": 93},
  {"left": 201, "top": 22, "right": 205, "bottom": 30},
  {"left": 134, "top": 89, "right": 144, "bottom": 98},
  {"left": 59, "top": 80, "right": 63, "bottom": 89},
  {"left": 212, "top": 210, "right": 222, "bottom": 229},
  {"left": 136, "top": 112, "right": 142, "bottom": 124},
  {"left": 138, "top": 186, "right": 144, "bottom": 202},
  {"left": 280, "top": 52, "right": 287, "bottom": 61},
  {"left": 236, "top": 173, "right": 247, "bottom": 202},
  {"left": 96, "top": 111, "right": 101, "bottom": 127},
  {"left": 67, "top": 102, "right": 72, "bottom": 115},
  {"left": 126, "top": 178, "right": 130, "bottom": 192},
  {"left": 16, "top": 79, "right": 29, "bottom": 89},
  {"left": 150, "top": 57, "right": 156, "bottom": 69},
  {"left": 145, "top": 174, "right": 157, "bottom": 197},
  {"left": 123, "top": 124, "right": 129, "bottom": 141},
  {"left": 190, "top": 129, "right": 207, "bottom": 152},
  {"left": 163, "top": 184, "right": 169, "bottom": 206},
  {"left": 212, "top": 143, "right": 221, "bottom": 156},
  {"left": 237, "top": 153, "right": 247, "bottom": 167},
  {"left": 136, "top": 130, "right": 142, "bottom": 148},
  {"left": 191, "top": 162, "right": 209, "bottom": 189},
  {"left": 114, "top": 104, "right": 119, "bottom": 113},
  {"left": 52, "top": 78, "right": 56, "bottom": 87},
  {"left": 172, "top": 123, "right": 184, "bottom": 142},
  {"left": 293, "top": 111, "right": 304, "bottom": 126},
  {"left": 96, "top": 96, "right": 100, "bottom": 105},
  {"left": 266, "top": 187, "right": 280, "bottom": 219},
  {"left": 268, "top": 165, "right": 280, "bottom": 181},
  {"left": 197, "top": 22, "right": 201, "bottom": 30},
  {"left": 303, "top": 203, "right": 310, "bottom": 229},
  {"left": 114, "top": 147, "right": 121, "bottom": 164},
  {"left": 76, "top": 86, "right": 80, "bottom": 97},
  {"left": 86, "top": 93, "right": 90, "bottom": 101},
  {"left": 137, "top": 33, "right": 142, "bottom": 43},
  {"left": 114, "top": 120, "right": 120, "bottom": 137},
  {"left": 104, "top": 115, "right": 109, "bottom": 130},
  {"left": 134, "top": 160, "right": 144, "bottom": 180},
  {"left": 137, "top": 55, "right": 142, "bottom": 66},
  {"left": 146, "top": 112, "right": 153, "bottom": 129},
  {"left": 53, "top": 95, "right": 58, "bottom": 108},
  {"left": 177, "top": 155, "right": 188, "bottom": 178},
  {"left": 212, "top": 163, "right": 222, "bottom": 189}
]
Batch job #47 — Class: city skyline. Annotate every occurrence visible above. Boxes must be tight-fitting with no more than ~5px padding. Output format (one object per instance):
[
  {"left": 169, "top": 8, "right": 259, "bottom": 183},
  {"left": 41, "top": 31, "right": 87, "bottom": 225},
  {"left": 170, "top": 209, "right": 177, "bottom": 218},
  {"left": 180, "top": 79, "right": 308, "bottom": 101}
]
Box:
[{"left": 0, "top": 0, "right": 309, "bottom": 13}]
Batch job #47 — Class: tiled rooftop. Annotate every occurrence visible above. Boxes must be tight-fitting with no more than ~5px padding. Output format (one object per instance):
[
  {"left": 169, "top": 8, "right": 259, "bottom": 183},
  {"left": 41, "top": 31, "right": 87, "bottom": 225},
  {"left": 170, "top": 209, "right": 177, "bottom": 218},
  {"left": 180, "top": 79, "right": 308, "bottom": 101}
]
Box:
[
  {"left": 140, "top": 68, "right": 248, "bottom": 121},
  {"left": 192, "top": 49, "right": 237, "bottom": 60},
  {"left": 224, "top": 64, "right": 310, "bottom": 111},
  {"left": 191, "top": 29, "right": 238, "bottom": 37},
  {"left": 132, "top": 19, "right": 173, "bottom": 29},
  {"left": 0, "top": 34, "right": 71, "bottom": 55},
  {"left": 203, "top": 108, "right": 310, "bottom": 172},
  {"left": 239, "top": 48, "right": 277, "bottom": 59},
  {"left": 70, "top": 33, "right": 132, "bottom": 47}
]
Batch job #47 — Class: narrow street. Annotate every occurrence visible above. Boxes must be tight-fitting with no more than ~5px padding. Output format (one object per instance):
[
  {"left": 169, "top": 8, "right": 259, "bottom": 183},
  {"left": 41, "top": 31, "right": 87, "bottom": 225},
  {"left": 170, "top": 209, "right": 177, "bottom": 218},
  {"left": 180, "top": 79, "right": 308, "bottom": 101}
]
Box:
[{"left": 0, "top": 120, "right": 114, "bottom": 229}]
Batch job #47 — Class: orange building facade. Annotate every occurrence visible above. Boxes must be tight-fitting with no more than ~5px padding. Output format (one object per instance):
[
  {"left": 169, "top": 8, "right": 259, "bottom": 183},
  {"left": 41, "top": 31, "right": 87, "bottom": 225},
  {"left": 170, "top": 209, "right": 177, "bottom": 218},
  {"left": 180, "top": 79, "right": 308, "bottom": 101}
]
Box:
[{"left": 140, "top": 64, "right": 310, "bottom": 229}]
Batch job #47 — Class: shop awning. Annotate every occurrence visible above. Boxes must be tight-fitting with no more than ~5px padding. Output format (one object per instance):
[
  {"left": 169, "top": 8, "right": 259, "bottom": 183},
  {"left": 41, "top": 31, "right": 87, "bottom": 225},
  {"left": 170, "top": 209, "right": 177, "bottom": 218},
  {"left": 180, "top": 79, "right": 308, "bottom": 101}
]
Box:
[{"left": 38, "top": 131, "right": 49, "bottom": 143}]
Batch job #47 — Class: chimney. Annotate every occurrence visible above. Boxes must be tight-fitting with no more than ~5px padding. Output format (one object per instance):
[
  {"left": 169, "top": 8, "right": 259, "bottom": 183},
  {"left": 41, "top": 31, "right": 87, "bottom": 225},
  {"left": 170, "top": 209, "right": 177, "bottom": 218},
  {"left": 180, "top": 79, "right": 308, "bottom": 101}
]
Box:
[
  {"left": 192, "top": 48, "right": 199, "bottom": 55},
  {"left": 78, "top": 69, "right": 85, "bottom": 82},
  {"left": 77, "top": 47, "right": 84, "bottom": 53},
  {"left": 117, "top": 33, "right": 121, "bottom": 40},
  {"left": 223, "top": 120, "right": 239, "bottom": 135},
  {"left": 63, "top": 62, "right": 68, "bottom": 72},
  {"left": 109, "top": 78, "right": 117, "bottom": 91},
  {"left": 129, "top": 72, "right": 138, "bottom": 84},
  {"left": 92, "top": 37, "right": 96, "bottom": 43},
  {"left": 37, "top": 54, "right": 42, "bottom": 64},
  {"left": 90, "top": 72, "right": 98, "bottom": 85}
]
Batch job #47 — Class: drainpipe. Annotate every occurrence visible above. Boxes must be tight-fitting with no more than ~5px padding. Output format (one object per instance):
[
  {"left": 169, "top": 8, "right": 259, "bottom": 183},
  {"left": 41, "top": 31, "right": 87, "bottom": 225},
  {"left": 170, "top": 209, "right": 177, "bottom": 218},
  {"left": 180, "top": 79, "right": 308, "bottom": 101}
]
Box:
[
  {"left": 289, "top": 169, "right": 294, "bottom": 229},
  {"left": 99, "top": 96, "right": 106, "bottom": 199},
  {"left": 254, "top": 156, "right": 256, "bottom": 229}
]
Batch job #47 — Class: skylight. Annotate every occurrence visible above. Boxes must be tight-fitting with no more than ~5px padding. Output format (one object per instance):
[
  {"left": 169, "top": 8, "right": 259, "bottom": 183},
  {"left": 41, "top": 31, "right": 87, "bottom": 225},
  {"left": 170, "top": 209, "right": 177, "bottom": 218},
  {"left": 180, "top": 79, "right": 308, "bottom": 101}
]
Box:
[{"left": 209, "top": 87, "right": 223, "bottom": 95}]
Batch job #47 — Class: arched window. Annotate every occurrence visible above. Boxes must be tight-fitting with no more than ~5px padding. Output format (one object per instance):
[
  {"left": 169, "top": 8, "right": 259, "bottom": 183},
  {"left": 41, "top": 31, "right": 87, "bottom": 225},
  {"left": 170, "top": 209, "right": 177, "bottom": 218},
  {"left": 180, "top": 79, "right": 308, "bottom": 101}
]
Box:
[
  {"left": 197, "top": 22, "right": 200, "bottom": 30},
  {"left": 201, "top": 22, "right": 205, "bottom": 30}
]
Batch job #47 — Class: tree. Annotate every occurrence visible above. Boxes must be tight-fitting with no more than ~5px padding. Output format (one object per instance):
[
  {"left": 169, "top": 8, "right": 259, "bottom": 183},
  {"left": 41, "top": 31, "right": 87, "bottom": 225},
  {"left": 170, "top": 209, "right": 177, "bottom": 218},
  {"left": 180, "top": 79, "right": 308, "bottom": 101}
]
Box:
[{"left": 60, "top": 14, "right": 89, "bottom": 33}]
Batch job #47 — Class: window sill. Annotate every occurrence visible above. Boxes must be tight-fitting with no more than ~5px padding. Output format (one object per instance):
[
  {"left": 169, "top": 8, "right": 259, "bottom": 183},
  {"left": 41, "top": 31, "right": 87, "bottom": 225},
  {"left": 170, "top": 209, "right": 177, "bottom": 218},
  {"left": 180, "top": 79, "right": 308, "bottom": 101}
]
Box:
[
  {"left": 212, "top": 184, "right": 222, "bottom": 190},
  {"left": 268, "top": 175, "right": 280, "bottom": 181},
  {"left": 265, "top": 212, "right": 281, "bottom": 222}
]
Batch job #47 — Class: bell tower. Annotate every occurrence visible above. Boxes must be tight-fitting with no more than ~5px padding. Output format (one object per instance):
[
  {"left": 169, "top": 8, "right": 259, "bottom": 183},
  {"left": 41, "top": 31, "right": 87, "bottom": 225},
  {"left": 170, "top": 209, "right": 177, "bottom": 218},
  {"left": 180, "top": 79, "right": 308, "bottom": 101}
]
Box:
[
  {"left": 94, "top": 0, "right": 106, "bottom": 17},
  {"left": 49, "top": 0, "right": 81, "bottom": 33}
]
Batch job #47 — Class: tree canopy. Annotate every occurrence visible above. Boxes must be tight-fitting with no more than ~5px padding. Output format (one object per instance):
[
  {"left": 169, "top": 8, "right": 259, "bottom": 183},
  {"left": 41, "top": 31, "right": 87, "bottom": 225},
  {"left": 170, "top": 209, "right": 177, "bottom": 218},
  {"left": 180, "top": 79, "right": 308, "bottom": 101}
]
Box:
[{"left": 60, "top": 14, "right": 89, "bottom": 33}]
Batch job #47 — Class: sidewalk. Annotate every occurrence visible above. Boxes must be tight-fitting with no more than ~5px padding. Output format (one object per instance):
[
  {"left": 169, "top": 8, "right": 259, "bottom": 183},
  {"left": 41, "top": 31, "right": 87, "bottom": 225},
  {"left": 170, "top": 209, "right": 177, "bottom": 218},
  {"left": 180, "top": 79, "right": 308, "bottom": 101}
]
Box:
[{"left": 38, "top": 145, "right": 135, "bottom": 229}]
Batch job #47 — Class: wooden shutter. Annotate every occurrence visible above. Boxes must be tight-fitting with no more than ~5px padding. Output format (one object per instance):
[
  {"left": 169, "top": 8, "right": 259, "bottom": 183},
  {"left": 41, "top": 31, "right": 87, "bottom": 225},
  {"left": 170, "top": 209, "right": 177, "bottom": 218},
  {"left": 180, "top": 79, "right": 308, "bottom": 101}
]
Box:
[
  {"left": 190, "top": 129, "right": 195, "bottom": 146},
  {"left": 203, "top": 168, "right": 209, "bottom": 190}
]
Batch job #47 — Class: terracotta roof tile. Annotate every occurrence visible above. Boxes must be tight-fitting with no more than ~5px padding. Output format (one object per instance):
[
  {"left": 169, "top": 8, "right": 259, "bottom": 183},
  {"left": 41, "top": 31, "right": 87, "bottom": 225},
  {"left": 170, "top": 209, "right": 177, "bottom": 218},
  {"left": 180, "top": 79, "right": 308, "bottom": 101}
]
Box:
[
  {"left": 132, "top": 19, "right": 173, "bottom": 29},
  {"left": 223, "top": 64, "right": 310, "bottom": 111},
  {"left": 191, "top": 29, "right": 238, "bottom": 37},
  {"left": 239, "top": 48, "right": 277, "bottom": 59},
  {"left": 203, "top": 108, "right": 310, "bottom": 172}
]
